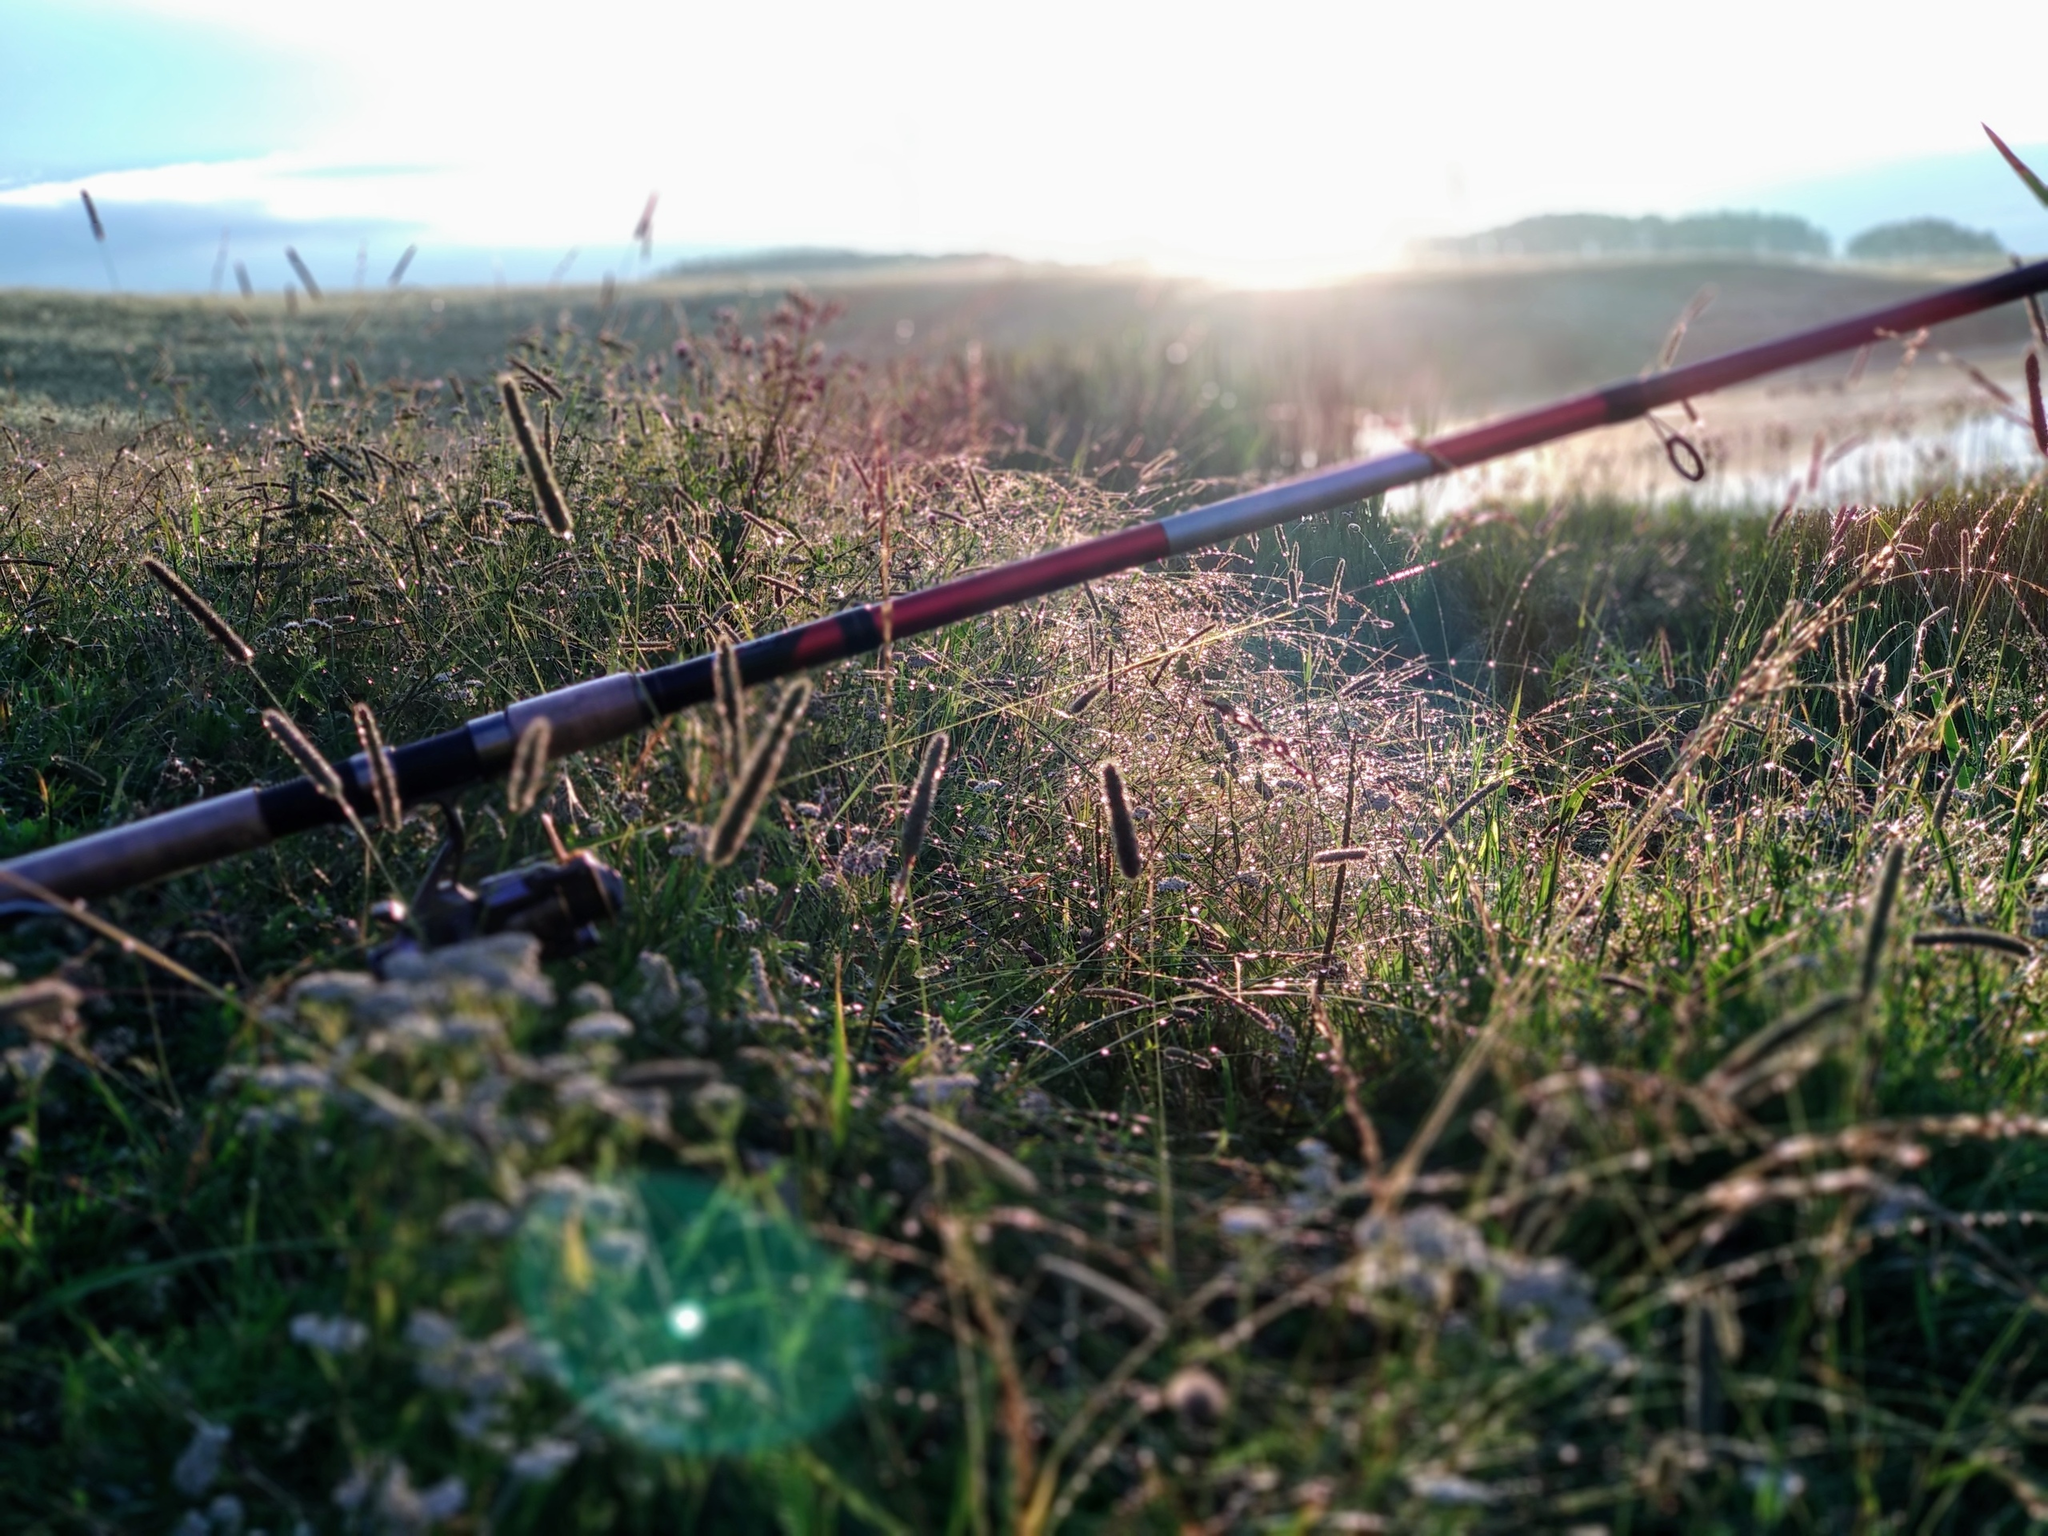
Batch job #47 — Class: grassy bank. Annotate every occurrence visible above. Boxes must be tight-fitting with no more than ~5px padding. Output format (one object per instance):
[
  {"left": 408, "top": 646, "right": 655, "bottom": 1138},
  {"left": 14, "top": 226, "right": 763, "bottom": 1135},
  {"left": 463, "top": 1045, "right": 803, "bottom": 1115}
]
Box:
[{"left": 5, "top": 287, "right": 2048, "bottom": 1532}]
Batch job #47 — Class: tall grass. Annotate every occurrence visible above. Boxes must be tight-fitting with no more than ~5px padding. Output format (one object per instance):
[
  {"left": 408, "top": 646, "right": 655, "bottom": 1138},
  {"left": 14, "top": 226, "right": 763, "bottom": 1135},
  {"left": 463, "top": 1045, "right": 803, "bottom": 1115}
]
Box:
[{"left": 4, "top": 284, "right": 2048, "bottom": 1533}]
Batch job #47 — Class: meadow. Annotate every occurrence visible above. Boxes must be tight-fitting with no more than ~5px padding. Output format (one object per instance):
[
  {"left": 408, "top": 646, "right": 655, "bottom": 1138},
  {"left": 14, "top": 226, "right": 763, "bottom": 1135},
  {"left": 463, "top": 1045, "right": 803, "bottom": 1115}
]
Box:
[{"left": 4, "top": 254, "right": 2048, "bottom": 1533}]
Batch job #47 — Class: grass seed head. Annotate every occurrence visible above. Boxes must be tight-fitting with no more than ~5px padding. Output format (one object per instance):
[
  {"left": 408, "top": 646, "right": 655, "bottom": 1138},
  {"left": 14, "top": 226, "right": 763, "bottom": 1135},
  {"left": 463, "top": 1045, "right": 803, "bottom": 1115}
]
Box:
[
  {"left": 2027, "top": 351, "right": 2047, "bottom": 458},
  {"left": 713, "top": 634, "right": 747, "bottom": 771},
  {"left": 351, "top": 702, "right": 402, "bottom": 827},
  {"left": 705, "top": 678, "right": 811, "bottom": 867},
  {"left": 512, "top": 356, "right": 564, "bottom": 402},
  {"left": 899, "top": 732, "right": 949, "bottom": 866},
  {"left": 507, "top": 717, "right": 554, "bottom": 816},
  {"left": 142, "top": 557, "right": 254, "bottom": 666},
  {"left": 1101, "top": 760, "right": 1143, "bottom": 878},
  {"left": 283, "top": 246, "right": 323, "bottom": 300},
  {"left": 1312, "top": 846, "right": 1373, "bottom": 864},
  {"left": 262, "top": 708, "right": 346, "bottom": 806},
  {"left": 498, "top": 375, "right": 574, "bottom": 539},
  {"left": 1163, "top": 1365, "right": 1230, "bottom": 1428},
  {"left": 1861, "top": 842, "right": 1905, "bottom": 996},
  {"left": 892, "top": 731, "right": 950, "bottom": 903}
]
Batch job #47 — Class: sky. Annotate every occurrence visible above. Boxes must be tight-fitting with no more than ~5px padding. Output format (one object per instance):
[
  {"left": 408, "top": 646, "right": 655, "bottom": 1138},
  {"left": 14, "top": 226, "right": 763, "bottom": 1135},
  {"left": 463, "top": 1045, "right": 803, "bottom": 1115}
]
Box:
[{"left": 4, "top": 0, "right": 2048, "bottom": 291}]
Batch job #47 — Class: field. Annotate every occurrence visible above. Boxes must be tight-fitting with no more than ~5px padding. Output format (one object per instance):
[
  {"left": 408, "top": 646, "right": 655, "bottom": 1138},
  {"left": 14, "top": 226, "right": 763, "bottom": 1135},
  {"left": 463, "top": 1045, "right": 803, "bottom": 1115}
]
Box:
[{"left": 5, "top": 255, "right": 2048, "bottom": 1533}]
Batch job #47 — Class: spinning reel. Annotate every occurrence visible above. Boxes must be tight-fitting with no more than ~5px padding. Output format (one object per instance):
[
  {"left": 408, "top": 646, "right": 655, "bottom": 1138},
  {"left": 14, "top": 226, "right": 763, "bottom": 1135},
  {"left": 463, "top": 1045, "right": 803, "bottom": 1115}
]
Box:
[{"left": 369, "top": 803, "right": 626, "bottom": 975}]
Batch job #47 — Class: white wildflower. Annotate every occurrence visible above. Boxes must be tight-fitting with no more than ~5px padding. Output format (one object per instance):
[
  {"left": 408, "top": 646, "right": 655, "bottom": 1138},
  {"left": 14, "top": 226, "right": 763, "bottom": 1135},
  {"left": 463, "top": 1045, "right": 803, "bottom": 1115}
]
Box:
[
  {"left": 289, "top": 1313, "right": 369, "bottom": 1354},
  {"left": 509, "top": 1436, "right": 580, "bottom": 1481},
  {"left": 441, "top": 1012, "right": 503, "bottom": 1044},
  {"left": 383, "top": 933, "right": 552, "bottom": 1007},
  {"left": 1409, "top": 1471, "right": 1495, "bottom": 1505},
  {"left": 489, "top": 1325, "right": 566, "bottom": 1384},
  {"left": 405, "top": 1311, "right": 462, "bottom": 1353},
  {"left": 287, "top": 972, "right": 379, "bottom": 1010},
  {"left": 1218, "top": 1205, "right": 1276, "bottom": 1240},
  {"left": 1351, "top": 1207, "right": 1490, "bottom": 1303},
  {"left": 1742, "top": 1465, "right": 1807, "bottom": 1502},
  {"left": 692, "top": 1080, "right": 746, "bottom": 1139},
  {"left": 5, "top": 1044, "right": 55, "bottom": 1085},
  {"left": 172, "top": 1419, "right": 231, "bottom": 1496},
  {"left": 451, "top": 1400, "right": 507, "bottom": 1446},
  {"left": 588, "top": 1227, "right": 649, "bottom": 1272},
  {"left": 625, "top": 951, "right": 695, "bottom": 1029},
  {"left": 384, "top": 1013, "right": 446, "bottom": 1049},
  {"left": 332, "top": 1465, "right": 372, "bottom": 1512},
  {"left": 909, "top": 1073, "right": 977, "bottom": 1108},
  {"left": 566, "top": 1011, "right": 634, "bottom": 1045},
  {"left": 838, "top": 840, "right": 889, "bottom": 878},
  {"left": 437, "top": 1200, "right": 515, "bottom": 1239},
  {"left": 416, "top": 1475, "right": 467, "bottom": 1522},
  {"left": 252, "top": 1064, "right": 330, "bottom": 1092}
]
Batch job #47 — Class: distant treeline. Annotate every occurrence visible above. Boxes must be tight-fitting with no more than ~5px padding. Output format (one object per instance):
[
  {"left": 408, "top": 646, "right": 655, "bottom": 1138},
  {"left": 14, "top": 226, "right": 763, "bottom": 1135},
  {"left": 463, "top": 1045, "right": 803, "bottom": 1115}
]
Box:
[{"left": 1422, "top": 211, "right": 2005, "bottom": 265}]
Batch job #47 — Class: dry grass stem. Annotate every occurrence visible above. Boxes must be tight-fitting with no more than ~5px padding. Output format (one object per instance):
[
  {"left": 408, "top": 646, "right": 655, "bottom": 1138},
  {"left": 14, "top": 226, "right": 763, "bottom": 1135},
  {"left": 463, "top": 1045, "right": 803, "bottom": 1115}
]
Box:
[
  {"left": 892, "top": 1105, "right": 1039, "bottom": 1195},
  {"left": 1911, "top": 928, "right": 2033, "bottom": 958}
]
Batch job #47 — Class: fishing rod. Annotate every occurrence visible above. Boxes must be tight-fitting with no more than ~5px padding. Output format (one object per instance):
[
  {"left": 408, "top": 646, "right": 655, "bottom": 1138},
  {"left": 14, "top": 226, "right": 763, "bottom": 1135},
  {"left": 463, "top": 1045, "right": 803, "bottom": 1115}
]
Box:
[{"left": 8, "top": 258, "right": 2048, "bottom": 917}]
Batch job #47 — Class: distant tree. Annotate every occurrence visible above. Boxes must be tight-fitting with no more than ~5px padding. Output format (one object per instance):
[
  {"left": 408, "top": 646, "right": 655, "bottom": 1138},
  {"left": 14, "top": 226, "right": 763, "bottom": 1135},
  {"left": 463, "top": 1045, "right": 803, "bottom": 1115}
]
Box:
[
  {"left": 1423, "top": 210, "right": 1831, "bottom": 262},
  {"left": 1847, "top": 218, "right": 2005, "bottom": 263},
  {"left": 1663, "top": 212, "right": 1831, "bottom": 258}
]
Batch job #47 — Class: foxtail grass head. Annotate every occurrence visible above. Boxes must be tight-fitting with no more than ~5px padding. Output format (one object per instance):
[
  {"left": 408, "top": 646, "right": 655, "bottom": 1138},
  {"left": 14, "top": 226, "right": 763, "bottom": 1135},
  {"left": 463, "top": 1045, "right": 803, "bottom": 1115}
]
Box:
[
  {"left": 892, "top": 731, "right": 949, "bottom": 904},
  {"left": 705, "top": 679, "right": 812, "bottom": 868},
  {"left": 351, "top": 702, "right": 402, "bottom": 828},
  {"left": 1101, "top": 761, "right": 1142, "bottom": 879},
  {"left": 499, "top": 376, "right": 574, "bottom": 539},
  {"left": 143, "top": 557, "right": 253, "bottom": 666},
  {"left": 507, "top": 717, "right": 554, "bottom": 816}
]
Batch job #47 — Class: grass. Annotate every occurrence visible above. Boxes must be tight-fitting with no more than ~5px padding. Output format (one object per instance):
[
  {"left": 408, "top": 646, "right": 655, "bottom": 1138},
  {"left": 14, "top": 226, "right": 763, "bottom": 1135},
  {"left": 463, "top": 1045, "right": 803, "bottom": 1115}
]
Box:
[{"left": 5, "top": 274, "right": 2048, "bottom": 1532}]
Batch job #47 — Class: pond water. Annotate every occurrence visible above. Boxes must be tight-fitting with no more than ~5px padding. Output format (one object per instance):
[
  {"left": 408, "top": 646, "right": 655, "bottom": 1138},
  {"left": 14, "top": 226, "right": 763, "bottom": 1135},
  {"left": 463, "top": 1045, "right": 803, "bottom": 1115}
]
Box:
[{"left": 1362, "top": 355, "right": 2046, "bottom": 519}]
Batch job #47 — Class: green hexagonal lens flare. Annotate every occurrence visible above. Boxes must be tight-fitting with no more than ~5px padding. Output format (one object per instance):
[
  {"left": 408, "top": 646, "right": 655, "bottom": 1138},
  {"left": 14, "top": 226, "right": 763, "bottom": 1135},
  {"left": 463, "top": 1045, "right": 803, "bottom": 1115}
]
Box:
[{"left": 513, "top": 1173, "right": 877, "bottom": 1455}]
